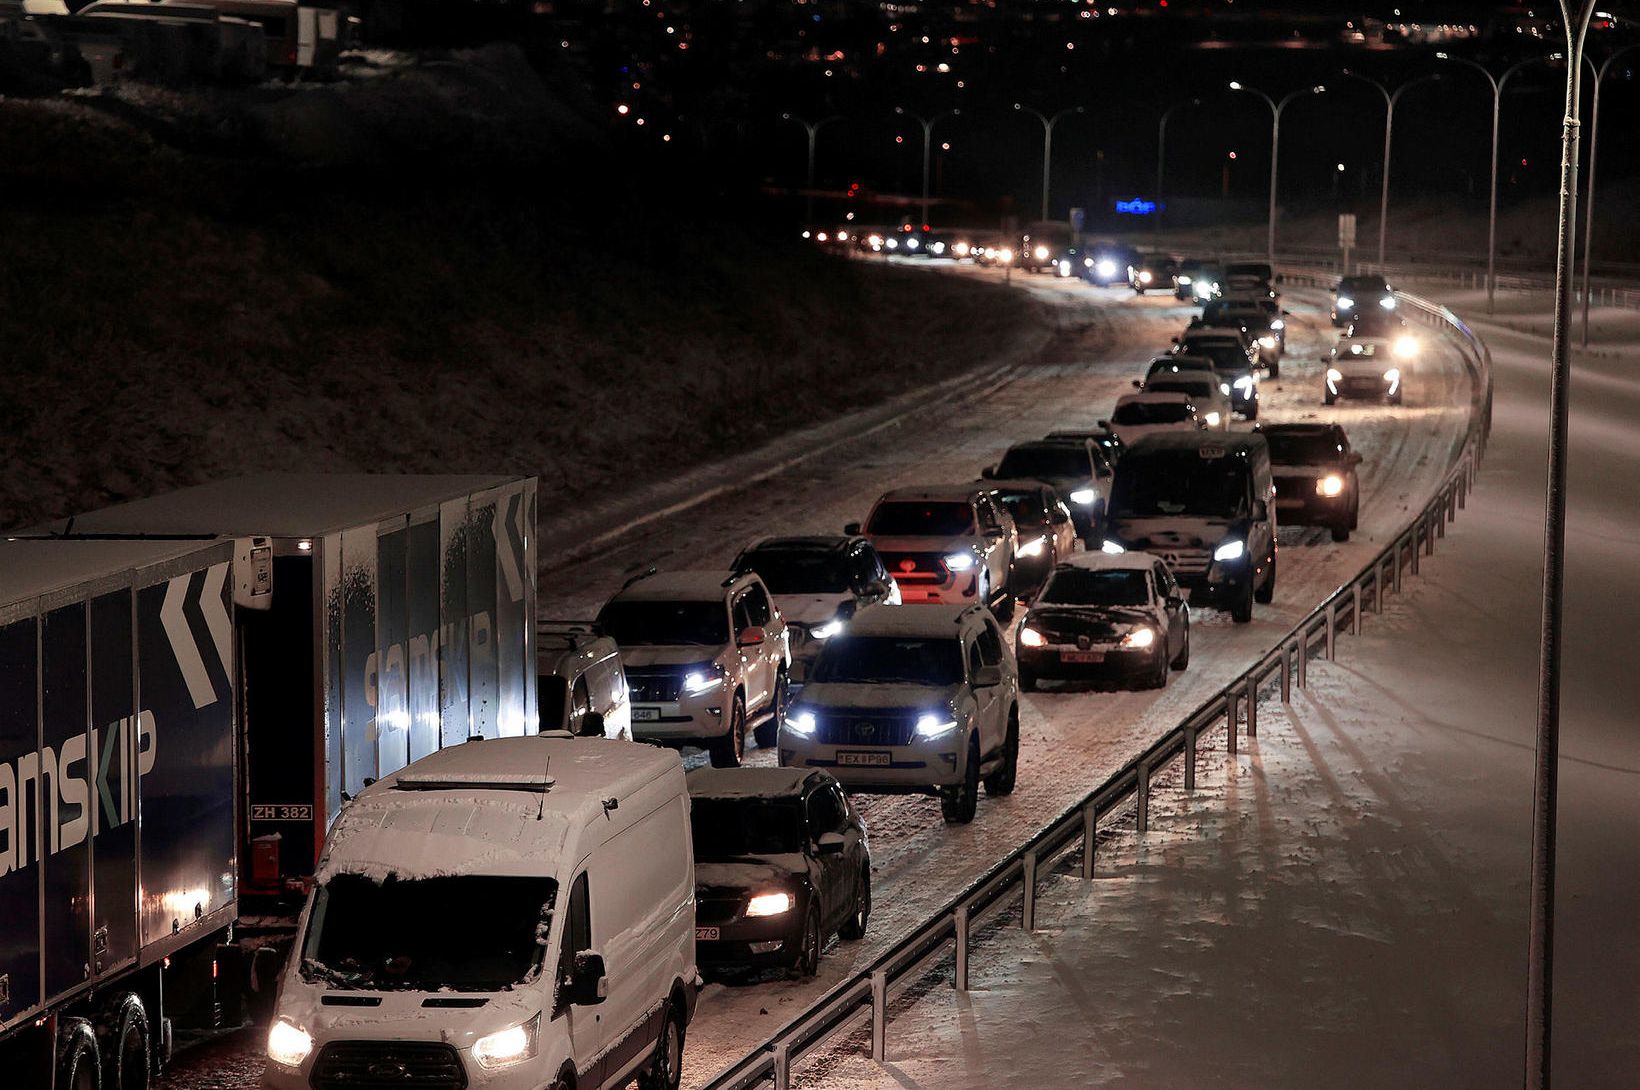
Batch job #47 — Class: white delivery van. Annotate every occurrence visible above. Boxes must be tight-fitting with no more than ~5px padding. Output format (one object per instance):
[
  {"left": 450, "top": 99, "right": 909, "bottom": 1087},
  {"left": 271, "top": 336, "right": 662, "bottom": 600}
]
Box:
[{"left": 261, "top": 735, "right": 697, "bottom": 1090}]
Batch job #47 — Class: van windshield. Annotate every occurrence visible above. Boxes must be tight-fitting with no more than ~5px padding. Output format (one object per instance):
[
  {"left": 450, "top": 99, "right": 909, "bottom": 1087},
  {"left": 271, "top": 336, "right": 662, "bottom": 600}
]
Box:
[
  {"left": 691, "top": 797, "right": 805, "bottom": 858},
  {"left": 302, "top": 874, "right": 555, "bottom": 991},
  {"left": 1108, "top": 453, "right": 1250, "bottom": 519},
  {"left": 597, "top": 600, "right": 728, "bottom": 646}
]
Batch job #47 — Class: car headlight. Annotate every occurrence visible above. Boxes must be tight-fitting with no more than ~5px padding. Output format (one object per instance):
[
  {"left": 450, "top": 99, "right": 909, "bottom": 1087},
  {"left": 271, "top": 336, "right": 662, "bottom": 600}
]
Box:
[
  {"left": 885, "top": 238, "right": 899, "bottom": 250},
  {"left": 1271, "top": 319, "right": 1285, "bottom": 330},
  {"left": 916, "top": 712, "right": 959, "bottom": 737},
  {"left": 1034, "top": 245, "right": 1050, "bottom": 261},
  {"left": 1384, "top": 367, "right": 1402, "bottom": 393},
  {"left": 683, "top": 667, "right": 723, "bottom": 694},
  {"left": 267, "top": 1020, "right": 313, "bottom": 1068},
  {"left": 1233, "top": 375, "right": 1255, "bottom": 392},
  {"left": 473, "top": 1014, "right": 541, "bottom": 1072},
  {"left": 1019, "top": 626, "right": 1047, "bottom": 648},
  {"left": 1177, "top": 275, "right": 1193, "bottom": 285},
  {"left": 1017, "top": 535, "right": 1047, "bottom": 558},
  {"left": 945, "top": 552, "right": 976, "bottom": 572},
  {"left": 1317, "top": 475, "right": 1345, "bottom": 497},
  {"left": 931, "top": 241, "right": 946, "bottom": 255},
  {"left": 1326, "top": 367, "right": 1343, "bottom": 382},
  {"left": 1139, "top": 270, "right": 1153, "bottom": 283},
  {"left": 1258, "top": 335, "right": 1277, "bottom": 350},
  {"left": 1379, "top": 295, "right": 1397, "bottom": 310},
  {"left": 1084, "top": 256, "right": 1095, "bottom": 268},
  {"left": 1336, "top": 296, "right": 1355, "bottom": 311},
  {"left": 1096, "top": 259, "right": 1118, "bottom": 279},
  {"left": 998, "top": 248, "right": 1015, "bottom": 263},
  {"left": 746, "top": 891, "right": 793, "bottom": 918},
  {"left": 1204, "top": 411, "right": 1221, "bottom": 427},
  {"left": 1220, "top": 382, "right": 1232, "bottom": 395},
  {"left": 1118, "top": 626, "right": 1156, "bottom": 649},
  {"left": 1213, "top": 539, "right": 1246, "bottom": 563},
  {"left": 810, "top": 619, "right": 845, "bottom": 640},
  {"left": 1193, "top": 281, "right": 1216, "bottom": 299},
  {"left": 1393, "top": 335, "right": 1419, "bottom": 359},
  {"left": 1058, "top": 259, "right": 1072, "bottom": 275},
  {"left": 1100, "top": 539, "right": 1126, "bottom": 554},
  {"left": 785, "top": 709, "right": 818, "bottom": 736},
  {"left": 906, "top": 237, "right": 920, "bottom": 250},
  {"left": 1069, "top": 488, "right": 1097, "bottom": 506}
]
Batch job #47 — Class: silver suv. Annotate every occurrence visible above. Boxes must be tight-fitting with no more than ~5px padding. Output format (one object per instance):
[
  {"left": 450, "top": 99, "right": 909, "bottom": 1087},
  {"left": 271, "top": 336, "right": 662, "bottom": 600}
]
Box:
[
  {"left": 779, "top": 603, "right": 1021, "bottom": 825},
  {"left": 848, "top": 485, "right": 1018, "bottom": 620},
  {"left": 596, "top": 570, "right": 791, "bottom": 766}
]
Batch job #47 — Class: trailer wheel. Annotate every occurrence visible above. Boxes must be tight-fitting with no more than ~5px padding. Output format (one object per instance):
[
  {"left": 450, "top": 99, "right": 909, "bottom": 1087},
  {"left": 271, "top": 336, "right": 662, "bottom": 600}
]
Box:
[
  {"left": 58, "top": 1019, "right": 101, "bottom": 1090},
  {"left": 100, "top": 994, "right": 151, "bottom": 1090}
]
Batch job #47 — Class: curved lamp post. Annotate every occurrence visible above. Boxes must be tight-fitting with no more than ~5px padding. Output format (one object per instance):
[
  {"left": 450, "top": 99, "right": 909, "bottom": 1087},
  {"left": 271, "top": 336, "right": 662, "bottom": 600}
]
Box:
[
  {"left": 1156, "top": 98, "right": 1201, "bottom": 239},
  {"left": 1014, "top": 103, "right": 1084, "bottom": 223},
  {"left": 1228, "top": 81, "right": 1327, "bottom": 266},
  {"left": 1578, "top": 44, "right": 1640, "bottom": 345},
  {"left": 1340, "top": 70, "right": 1442, "bottom": 271},
  {"left": 781, "top": 112, "right": 843, "bottom": 226},
  {"left": 894, "top": 107, "right": 960, "bottom": 227}
]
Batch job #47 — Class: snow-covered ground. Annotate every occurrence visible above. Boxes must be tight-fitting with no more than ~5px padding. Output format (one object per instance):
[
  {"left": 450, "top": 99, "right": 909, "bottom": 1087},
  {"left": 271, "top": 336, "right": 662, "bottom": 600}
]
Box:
[{"left": 788, "top": 285, "right": 1640, "bottom": 1088}]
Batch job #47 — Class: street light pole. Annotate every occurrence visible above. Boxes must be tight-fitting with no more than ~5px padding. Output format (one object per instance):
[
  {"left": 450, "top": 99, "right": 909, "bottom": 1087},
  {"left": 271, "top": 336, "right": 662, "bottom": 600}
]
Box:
[
  {"left": 1580, "top": 44, "right": 1639, "bottom": 347},
  {"left": 1156, "top": 98, "right": 1201, "bottom": 240},
  {"left": 896, "top": 107, "right": 960, "bottom": 227},
  {"left": 1526, "top": 5, "right": 1601, "bottom": 1088},
  {"left": 1229, "top": 81, "right": 1326, "bottom": 267},
  {"left": 1015, "top": 103, "right": 1084, "bottom": 223},
  {"left": 1342, "top": 71, "right": 1442, "bottom": 271},
  {"left": 1436, "top": 53, "right": 1553, "bottom": 314},
  {"left": 780, "top": 112, "right": 842, "bottom": 227}
]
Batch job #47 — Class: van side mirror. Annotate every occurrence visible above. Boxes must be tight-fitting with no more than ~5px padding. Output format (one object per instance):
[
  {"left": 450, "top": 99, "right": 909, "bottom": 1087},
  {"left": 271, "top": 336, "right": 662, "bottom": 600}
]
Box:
[
  {"left": 980, "top": 465, "right": 996, "bottom": 479},
  {"left": 1252, "top": 499, "right": 1269, "bottom": 521},
  {"left": 815, "top": 831, "right": 845, "bottom": 856},
  {"left": 1165, "top": 594, "right": 1183, "bottom": 610},
  {"left": 578, "top": 710, "right": 607, "bottom": 738},
  {"left": 569, "top": 952, "right": 607, "bottom": 1006},
  {"left": 1348, "top": 452, "right": 1363, "bottom": 467},
  {"left": 843, "top": 522, "right": 862, "bottom": 535},
  {"left": 737, "top": 626, "right": 767, "bottom": 648},
  {"left": 1131, "top": 379, "right": 1142, "bottom": 389},
  {"left": 1097, "top": 419, "right": 1110, "bottom": 430},
  {"left": 972, "top": 664, "right": 1002, "bottom": 688}
]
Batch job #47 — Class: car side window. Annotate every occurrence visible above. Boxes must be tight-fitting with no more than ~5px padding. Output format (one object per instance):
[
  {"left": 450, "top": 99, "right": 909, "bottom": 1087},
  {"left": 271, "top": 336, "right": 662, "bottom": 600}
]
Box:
[
  {"left": 966, "top": 637, "right": 985, "bottom": 679},
  {"left": 570, "top": 675, "right": 591, "bottom": 728},
  {"left": 744, "top": 584, "right": 773, "bottom": 627},
  {"left": 976, "top": 619, "right": 1004, "bottom": 666},
  {"left": 555, "top": 872, "right": 591, "bottom": 1011},
  {"left": 732, "top": 593, "right": 754, "bottom": 633},
  {"left": 850, "top": 547, "right": 878, "bottom": 591},
  {"left": 975, "top": 499, "right": 998, "bottom": 531},
  {"left": 1153, "top": 562, "right": 1174, "bottom": 599},
  {"left": 806, "top": 788, "right": 845, "bottom": 836}
]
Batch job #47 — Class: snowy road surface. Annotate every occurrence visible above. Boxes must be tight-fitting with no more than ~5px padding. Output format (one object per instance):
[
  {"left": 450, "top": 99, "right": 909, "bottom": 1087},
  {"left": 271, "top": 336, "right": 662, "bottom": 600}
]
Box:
[
  {"left": 790, "top": 287, "right": 1640, "bottom": 1088},
  {"left": 152, "top": 267, "right": 1472, "bottom": 1090}
]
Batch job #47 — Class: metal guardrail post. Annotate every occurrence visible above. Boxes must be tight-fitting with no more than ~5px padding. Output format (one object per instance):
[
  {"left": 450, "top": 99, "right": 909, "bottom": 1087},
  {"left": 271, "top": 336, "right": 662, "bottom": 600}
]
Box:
[
  {"left": 1136, "top": 762, "right": 1151, "bottom": 833},
  {"left": 1245, "top": 675, "right": 1258, "bottom": 738},
  {"left": 1081, "top": 801, "right": 1097, "bottom": 880},
  {"left": 1281, "top": 643, "right": 1292, "bottom": 702},
  {"left": 1184, "top": 725, "right": 1197, "bottom": 790},
  {"left": 1350, "top": 586, "right": 1361, "bottom": 637},
  {"left": 774, "top": 1043, "right": 790, "bottom": 1090},
  {"left": 1022, "top": 850, "right": 1038, "bottom": 930},
  {"left": 1393, "top": 540, "right": 1405, "bottom": 593},
  {"left": 1296, "top": 630, "right": 1309, "bottom": 689},
  {"left": 1225, "top": 692, "right": 1239, "bottom": 755},
  {"left": 954, "top": 905, "right": 969, "bottom": 991},
  {"left": 1324, "top": 605, "right": 1336, "bottom": 661},
  {"left": 870, "top": 969, "right": 887, "bottom": 1061},
  {"left": 1410, "top": 523, "right": 1421, "bottom": 575}
]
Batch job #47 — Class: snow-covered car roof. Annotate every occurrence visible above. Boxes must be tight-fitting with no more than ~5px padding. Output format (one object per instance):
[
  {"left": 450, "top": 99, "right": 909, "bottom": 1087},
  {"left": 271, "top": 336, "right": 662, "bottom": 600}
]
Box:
[
  {"left": 981, "top": 478, "right": 1061, "bottom": 494},
  {"left": 876, "top": 485, "right": 987, "bottom": 504},
  {"left": 612, "top": 570, "right": 743, "bottom": 602},
  {"left": 686, "top": 766, "right": 823, "bottom": 800},
  {"left": 844, "top": 602, "right": 978, "bottom": 639},
  {"left": 739, "top": 535, "right": 860, "bottom": 555},
  {"left": 1056, "top": 550, "right": 1160, "bottom": 574},
  {"left": 1117, "top": 390, "right": 1194, "bottom": 407}
]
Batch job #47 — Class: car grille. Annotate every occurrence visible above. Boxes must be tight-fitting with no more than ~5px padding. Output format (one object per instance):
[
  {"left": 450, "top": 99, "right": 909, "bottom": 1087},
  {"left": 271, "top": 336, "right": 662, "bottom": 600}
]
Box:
[
  {"left": 311, "top": 1041, "right": 467, "bottom": 1090},
  {"left": 1028, "top": 618, "right": 1120, "bottom": 644},
  {"left": 1151, "top": 548, "right": 1211, "bottom": 577},
  {"left": 878, "top": 552, "right": 951, "bottom": 584},
  {"left": 814, "top": 709, "right": 922, "bottom": 747},
  {"left": 696, "top": 894, "right": 743, "bottom": 926},
  {"left": 626, "top": 669, "right": 684, "bottom": 703}
]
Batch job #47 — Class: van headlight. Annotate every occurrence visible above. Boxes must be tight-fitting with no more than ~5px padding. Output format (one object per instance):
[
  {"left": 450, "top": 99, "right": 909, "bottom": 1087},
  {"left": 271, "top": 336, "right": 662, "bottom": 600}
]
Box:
[
  {"left": 473, "top": 1014, "right": 541, "bottom": 1072},
  {"left": 1204, "top": 412, "right": 1221, "bottom": 427},
  {"left": 1220, "top": 382, "right": 1232, "bottom": 395},
  {"left": 1271, "top": 319, "right": 1285, "bottom": 330},
  {"left": 1317, "top": 475, "right": 1345, "bottom": 497},
  {"left": 1034, "top": 245, "right": 1050, "bottom": 261},
  {"left": 1139, "top": 270, "right": 1153, "bottom": 283},
  {"left": 810, "top": 619, "right": 845, "bottom": 640},
  {"left": 267, "top": 1020, "right": 313, "bottom": 1068},
  {"left": 1118, "top": 627, "right": 1155, "bottom": 649},
  {"left": 1384, "top": 368, "right": 1402, "bottom": 394},
  {"left": 1017, "top": 535, "right": 1047, "bottom": 558},
  {"left": 1336, "top": 295, "right": 1354, "bottom": 311},
  {"left": 1096, "top": 259, "right": 1118, "bottom": 279},
  {"left": 786, "top": 709, "right": 818, "bottom": 736},
  {"left": 1393, "top": 335, "right": 1419, "bottom": 359},
  {"left": 746, "top": 891, "right": 793, "bottom": 918},
  {"left": 1058, "top": 259, "right": 1071, "bottom": 275},
  {"left": 1233, "top": 375, "right": 1255, "bottom": 393},
  {"left": 945, "top": 552, "right": 976, "bottom": 572},
  {"left": 1177, "top": 275, "right": 1193, "bottom": 285},
  {"left": 1213, "top": 539, "right": 1246, "bottom": 563},
  {"left": 1258, "top": 335, "right": 1277, "bottom": 350},
  {"left": 916, "top": 712, "right": 959, "bottom": 737},
  {"left": 1019, "top": 627, "right": 1046, "bottom": 648},
  {"left": 683, "top": 666, "right": 723, "bottom": 694},
  {"left": 1100, "top": 539, "right": 1126, "bottom": 554},
  {"left": 1069, "top": 488, "right": 1097, "bottom": 506},
  {"left": 1379, "top": 295, "right": 1397, "bottom": 310}
]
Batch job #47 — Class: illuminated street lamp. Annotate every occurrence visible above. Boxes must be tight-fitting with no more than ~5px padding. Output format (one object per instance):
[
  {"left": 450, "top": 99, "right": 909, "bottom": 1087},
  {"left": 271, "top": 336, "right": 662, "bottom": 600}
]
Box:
[
  {"left": 1014, "top": 103, "right": 1084, "bottom": 223},
  {"left": 1341, "top": 70, "right": 1442, "bottom": 271},
  {"left": 1228, "top": 81, "right": 1327, "bottom": 266}
]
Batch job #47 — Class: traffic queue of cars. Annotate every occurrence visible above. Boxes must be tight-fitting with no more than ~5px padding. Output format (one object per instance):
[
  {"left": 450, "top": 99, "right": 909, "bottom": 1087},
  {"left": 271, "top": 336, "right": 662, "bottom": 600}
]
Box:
[{"left": 263, "top": 260, "right": 1404, "bottom": 1090}]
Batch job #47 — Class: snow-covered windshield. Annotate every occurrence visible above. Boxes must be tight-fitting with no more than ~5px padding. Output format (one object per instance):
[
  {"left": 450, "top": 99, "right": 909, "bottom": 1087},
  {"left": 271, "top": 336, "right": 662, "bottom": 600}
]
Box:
[
  {"left": 691, "top": 797, "right": 804, "bottom": 859},
  {"left": 302, "top": 874, "right": 554, "bottom": 991},
  {"left": 1109, "top": 454, "right": 1250, "bottom": 519},
  {"left": 1042, "top": 569, "right": 1149, "bottom": 607},
  {"left": 996, "top": 447, "right": 1087, "bottom": 481},
  {"left": 739, "top": 551, "right": 850, "bottom": 594},
  {"left": 1113, "top": 401, "right": 1191, "bottom": 425},
  {"left": 867, "top": 502, "right": 974, "bottom": 537},
  {"left": 597, "top": 600, "right": 729, "bottom": 646},
  {"left": 813, "top": 636, "right": 964, "bottom": 686}
]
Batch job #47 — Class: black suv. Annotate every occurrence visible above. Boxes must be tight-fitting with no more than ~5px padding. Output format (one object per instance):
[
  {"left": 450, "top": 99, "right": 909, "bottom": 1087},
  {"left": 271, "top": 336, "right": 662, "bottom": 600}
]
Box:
[{"left": 1259, "top": 422, "right": 1362, "bottom": 541}]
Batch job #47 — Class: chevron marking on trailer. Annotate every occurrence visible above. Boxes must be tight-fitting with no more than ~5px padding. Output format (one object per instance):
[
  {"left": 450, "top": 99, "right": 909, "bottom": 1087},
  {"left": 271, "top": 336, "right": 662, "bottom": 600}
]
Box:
[
  {"left": 162, "top": 570, "right": 221, "bottom": 710},
  {"left": 199, "top": 562, "right": 232, "bottom": 680},
  {"left": 495, "top": 492, "right": 526, "bottom": 603}
]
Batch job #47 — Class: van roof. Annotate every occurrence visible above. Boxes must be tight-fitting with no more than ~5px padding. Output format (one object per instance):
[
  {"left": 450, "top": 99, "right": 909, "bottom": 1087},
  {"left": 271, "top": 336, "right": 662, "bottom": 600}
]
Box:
[
  {"left": 686, "top": 766, "right": 818, "bottom": 800},
  {"left": 28, "top": 473, "right": 524, "bottom": 539}
]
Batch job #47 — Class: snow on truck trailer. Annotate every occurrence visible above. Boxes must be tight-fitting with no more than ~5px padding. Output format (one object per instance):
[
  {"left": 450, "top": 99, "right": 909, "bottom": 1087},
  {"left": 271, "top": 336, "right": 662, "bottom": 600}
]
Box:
[
  {"left": 25, "top": 473, "right": 541, "bottom": 903},
  {"left": 0, "top": 537, "right": 240, "bottom": 1090}
]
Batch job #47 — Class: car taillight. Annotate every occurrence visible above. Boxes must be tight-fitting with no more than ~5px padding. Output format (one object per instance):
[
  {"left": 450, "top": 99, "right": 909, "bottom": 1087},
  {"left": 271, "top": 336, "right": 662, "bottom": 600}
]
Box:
[{"left": 286, "top": 46, "right": 298, "bottom": 65}]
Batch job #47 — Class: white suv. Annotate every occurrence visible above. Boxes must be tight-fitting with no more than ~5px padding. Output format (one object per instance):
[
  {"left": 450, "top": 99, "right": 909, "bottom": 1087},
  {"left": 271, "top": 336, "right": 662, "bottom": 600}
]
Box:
[
  {"left": 596, "top": 570, "right": 790, "bottom": 766},
  {"left": 779, "top": 603, "right": 1021, "bottom": 825},
  {"left": 848, "top": 485, "right": 1018, "bottom": 620}
]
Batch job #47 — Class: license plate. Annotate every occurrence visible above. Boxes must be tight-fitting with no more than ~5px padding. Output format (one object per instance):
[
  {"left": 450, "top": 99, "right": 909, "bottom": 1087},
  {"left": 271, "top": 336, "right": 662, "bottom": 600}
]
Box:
[
  {"left": 1061, "top": 650, "right": 1105, "bottom": 663},
  {"left": 633, "top": 706, "right": 660, "bottom": 721},
  {"left": 837, "top": 751, "right": 891, "bottom": 767},
  {"left": 695, "top": 927, "right": 720, "bottom": 941}
]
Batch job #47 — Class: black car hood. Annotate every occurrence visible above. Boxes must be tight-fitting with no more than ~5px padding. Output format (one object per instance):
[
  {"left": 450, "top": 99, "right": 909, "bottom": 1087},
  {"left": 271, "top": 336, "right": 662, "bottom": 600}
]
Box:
[{"left": 695, "top": 853, "right": 809, "bottom": 896}]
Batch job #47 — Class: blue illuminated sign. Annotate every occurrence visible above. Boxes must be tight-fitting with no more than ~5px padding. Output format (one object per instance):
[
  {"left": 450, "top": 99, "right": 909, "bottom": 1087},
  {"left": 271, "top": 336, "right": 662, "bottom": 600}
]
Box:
[{"left": 1115, "top": 199, "right": 1159, "bottom": 216}]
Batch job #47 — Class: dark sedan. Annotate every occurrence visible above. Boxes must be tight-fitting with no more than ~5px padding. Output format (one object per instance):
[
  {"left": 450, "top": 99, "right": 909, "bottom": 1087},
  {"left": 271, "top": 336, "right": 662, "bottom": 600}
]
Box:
[
  {"left": 1128, "top": 253, "right": 1179, "bottom": 294},
  {"left": 983, "top": 437, "right": 1114, "bottom": 543},
  {"left": 981, "top": 480, "right": 1078, "bottom": 599},
  {"left": 1016, "top": 552, "right": 1191, "bottom": 690},
  {"left": 688, "top": 766, "right": 871, "bottom": 978},
  {"left": 1260, "top": 422, "right": 1362, "bottom": 541},
  {"left": 1333, "top": 274, "right": 1397, "bottom": 326}
]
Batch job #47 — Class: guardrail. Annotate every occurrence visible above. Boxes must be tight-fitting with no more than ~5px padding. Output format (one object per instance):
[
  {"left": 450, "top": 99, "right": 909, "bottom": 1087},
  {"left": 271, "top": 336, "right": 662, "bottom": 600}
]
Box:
[{"left": 699, "top": 283, "right": 1494, "bottom": 1090}]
